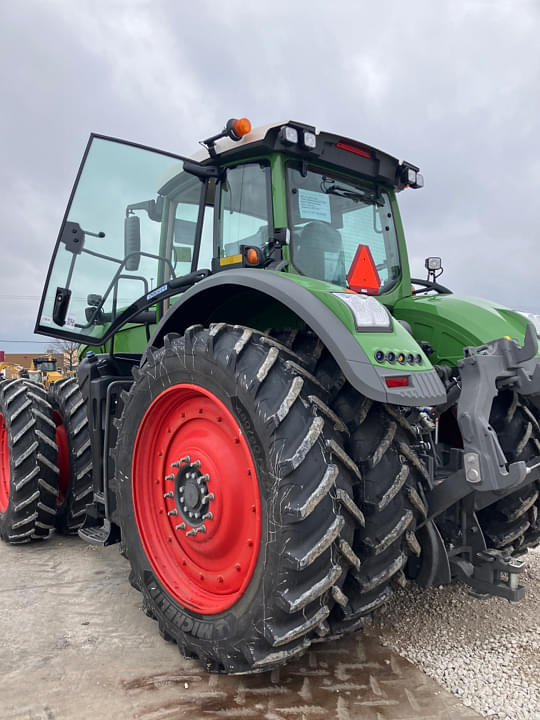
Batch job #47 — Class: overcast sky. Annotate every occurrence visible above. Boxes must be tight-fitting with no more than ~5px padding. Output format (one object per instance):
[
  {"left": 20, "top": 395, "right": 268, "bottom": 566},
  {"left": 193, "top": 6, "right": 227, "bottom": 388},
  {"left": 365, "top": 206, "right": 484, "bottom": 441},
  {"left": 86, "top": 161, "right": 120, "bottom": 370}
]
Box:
[{"left": 1, "top": 0, "right": 538, "bottom": 352}]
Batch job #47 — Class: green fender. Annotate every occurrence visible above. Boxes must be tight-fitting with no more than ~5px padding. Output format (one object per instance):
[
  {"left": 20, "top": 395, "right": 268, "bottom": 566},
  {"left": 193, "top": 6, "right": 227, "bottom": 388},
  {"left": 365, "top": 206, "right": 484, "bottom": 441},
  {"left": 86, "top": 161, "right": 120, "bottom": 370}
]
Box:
[{"left": 148, "top": 269, "right": 446, "bottom": 406}]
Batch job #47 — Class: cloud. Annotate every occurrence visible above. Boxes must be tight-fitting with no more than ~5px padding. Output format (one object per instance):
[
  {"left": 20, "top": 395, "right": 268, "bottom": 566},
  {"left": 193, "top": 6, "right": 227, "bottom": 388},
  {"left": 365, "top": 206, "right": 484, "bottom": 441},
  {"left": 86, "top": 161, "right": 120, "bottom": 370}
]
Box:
[{"left": 0, "top": 0, "right": 539, "bottom": 351}]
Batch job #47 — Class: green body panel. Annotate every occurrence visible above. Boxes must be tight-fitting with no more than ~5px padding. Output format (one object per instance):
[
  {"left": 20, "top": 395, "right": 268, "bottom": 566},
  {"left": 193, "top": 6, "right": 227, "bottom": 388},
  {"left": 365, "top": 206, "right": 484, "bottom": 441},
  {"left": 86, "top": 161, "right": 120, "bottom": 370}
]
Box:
[
  {"left": 266, "top": 271, "right": 431, "bottom": 371},
  {"left": 82, "top": 323, "right": 155, "bottom": 357},
  {"left": 393, "top": 294, "right": 538, "bottom": 366}
]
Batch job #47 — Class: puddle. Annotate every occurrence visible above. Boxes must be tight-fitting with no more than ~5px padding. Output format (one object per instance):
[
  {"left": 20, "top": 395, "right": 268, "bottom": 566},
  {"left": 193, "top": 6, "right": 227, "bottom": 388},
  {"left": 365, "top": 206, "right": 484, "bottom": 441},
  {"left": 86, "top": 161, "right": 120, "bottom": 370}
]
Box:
[{"left": 125, "top": 634, "right": 480, "bottom": 720}]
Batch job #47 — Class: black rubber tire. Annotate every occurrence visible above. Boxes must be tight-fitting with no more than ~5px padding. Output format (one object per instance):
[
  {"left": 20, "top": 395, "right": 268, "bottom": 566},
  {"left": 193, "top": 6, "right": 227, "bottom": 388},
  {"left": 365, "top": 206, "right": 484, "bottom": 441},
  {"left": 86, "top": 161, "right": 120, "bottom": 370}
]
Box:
[
  {"left": 0, "top": 379, "right": 58, "bottom": 543},
  {"left": 48, "top": 377, "right": 93, "bottom": 534},
  {"left": 268, "top": 331, "right": 428, "bottom": 636},
  {"left": 477, "top": 391, "right": 540, "bottom": 554},
  {"left": 113, "top": 324, "right": 360, "bottom": 673}
]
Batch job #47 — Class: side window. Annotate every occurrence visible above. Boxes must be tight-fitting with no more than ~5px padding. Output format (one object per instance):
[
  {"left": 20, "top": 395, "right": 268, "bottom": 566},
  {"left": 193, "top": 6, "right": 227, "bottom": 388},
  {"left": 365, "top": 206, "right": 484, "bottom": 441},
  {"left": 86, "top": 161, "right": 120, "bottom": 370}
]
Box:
[
  {"left": 171, "top": 176, "right": 215, "bottom": 273},
  {"left": 170, "top": 173, "right": 204, "bottom": 276},
  {"left": 218, "top": 163, "right": 271, "bottom": 257}
]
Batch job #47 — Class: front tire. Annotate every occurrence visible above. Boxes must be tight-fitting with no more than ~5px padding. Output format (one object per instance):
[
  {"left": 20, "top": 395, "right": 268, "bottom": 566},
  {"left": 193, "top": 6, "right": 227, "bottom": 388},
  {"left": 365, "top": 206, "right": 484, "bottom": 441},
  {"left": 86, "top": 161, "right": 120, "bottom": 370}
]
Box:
[
  {"left": 114, "top": 324, "right": 358, "bottom": 673},
  {"left": 0, "top": 380, "right": 58, "bottom": 543},
  {"left": 49, "top": 377, "right": 93, "bottom": 534}
]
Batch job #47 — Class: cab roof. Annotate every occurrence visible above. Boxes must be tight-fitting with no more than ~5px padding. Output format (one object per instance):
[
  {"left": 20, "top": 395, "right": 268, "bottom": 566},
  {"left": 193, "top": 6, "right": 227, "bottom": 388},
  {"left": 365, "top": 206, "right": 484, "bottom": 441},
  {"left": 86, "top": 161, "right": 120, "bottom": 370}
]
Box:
[{"left": 190, "top": 120, "right": 422, "bottom": 192}]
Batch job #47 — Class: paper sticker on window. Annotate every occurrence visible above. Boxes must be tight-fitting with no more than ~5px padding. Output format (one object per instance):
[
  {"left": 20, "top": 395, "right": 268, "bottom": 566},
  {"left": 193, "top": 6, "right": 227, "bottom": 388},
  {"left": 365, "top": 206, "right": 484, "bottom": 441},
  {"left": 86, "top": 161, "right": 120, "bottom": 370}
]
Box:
[
  {"left": 298, "top": 189, "right": 331, "bottom": 223},
  {"left": 66, "top": 314, "right": 76, "bottom": 329}
]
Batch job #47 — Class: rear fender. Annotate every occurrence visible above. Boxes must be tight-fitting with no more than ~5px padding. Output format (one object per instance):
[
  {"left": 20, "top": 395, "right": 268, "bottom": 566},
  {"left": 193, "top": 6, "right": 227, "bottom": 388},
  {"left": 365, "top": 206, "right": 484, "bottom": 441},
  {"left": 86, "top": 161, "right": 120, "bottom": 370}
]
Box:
[{"left": 148, "top": 270, "right": 446, "bottom": 406}]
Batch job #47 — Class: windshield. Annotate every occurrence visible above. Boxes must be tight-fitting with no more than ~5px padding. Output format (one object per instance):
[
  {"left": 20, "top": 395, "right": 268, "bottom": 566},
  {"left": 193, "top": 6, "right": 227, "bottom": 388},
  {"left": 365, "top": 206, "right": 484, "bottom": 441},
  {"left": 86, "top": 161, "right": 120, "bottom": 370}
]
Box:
[{"left": 287, "top": 164, "right": 401, "bottom": 293}]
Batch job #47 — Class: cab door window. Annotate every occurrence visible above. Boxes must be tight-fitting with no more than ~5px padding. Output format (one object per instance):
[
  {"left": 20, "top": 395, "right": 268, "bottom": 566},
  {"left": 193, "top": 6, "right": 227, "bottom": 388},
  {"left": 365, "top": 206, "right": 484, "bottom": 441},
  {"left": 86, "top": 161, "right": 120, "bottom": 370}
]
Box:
[{"left": 218, "top": 163, "right": 272, "bottom": 258}]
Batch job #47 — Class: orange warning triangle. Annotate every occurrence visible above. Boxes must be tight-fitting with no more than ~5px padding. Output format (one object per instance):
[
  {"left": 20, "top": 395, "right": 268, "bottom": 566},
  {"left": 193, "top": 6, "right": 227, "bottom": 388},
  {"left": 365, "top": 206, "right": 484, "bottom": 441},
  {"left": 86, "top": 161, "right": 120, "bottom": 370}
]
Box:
[{"left": 346, "top": 244, "right": 381, "bottom": 294}]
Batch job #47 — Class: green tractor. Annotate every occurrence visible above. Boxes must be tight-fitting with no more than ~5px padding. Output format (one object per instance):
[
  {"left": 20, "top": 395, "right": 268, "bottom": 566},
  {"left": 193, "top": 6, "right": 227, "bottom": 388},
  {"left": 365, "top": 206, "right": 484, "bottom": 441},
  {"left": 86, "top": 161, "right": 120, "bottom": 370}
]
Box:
[{"left": 1, "top": 118, "right": 539, "bottom": 673}]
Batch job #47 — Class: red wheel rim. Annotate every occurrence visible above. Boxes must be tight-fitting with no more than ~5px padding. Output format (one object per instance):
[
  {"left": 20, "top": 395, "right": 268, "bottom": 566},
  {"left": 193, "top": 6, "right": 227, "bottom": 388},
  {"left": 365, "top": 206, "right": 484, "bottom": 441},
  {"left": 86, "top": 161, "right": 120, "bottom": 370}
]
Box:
[
  {"left": 132, "top": 384, "right": 261, "bottom": 614},
  {"left": 0, "top": 413, "right": 10, "bottom": 513},
  {"left": 53, "top": 411, "right": 70, "bottom": 504}
]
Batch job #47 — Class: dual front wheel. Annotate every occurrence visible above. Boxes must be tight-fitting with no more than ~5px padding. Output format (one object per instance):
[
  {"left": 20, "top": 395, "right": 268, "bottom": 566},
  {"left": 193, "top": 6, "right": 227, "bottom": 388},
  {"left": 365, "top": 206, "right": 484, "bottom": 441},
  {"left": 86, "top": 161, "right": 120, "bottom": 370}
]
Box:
[{"left": 0, "top": 377, "right": 93, "bottom": 542}]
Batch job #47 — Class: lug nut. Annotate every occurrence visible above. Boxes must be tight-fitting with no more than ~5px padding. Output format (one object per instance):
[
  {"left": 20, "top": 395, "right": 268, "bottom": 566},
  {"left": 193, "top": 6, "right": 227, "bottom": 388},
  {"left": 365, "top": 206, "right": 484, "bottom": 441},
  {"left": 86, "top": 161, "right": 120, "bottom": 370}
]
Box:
[
  {"left": 175, "top": 522, "right": 186, "bottom": 530},
  {"left": 202, "top": 493, "right": 215, "bottom": 503},
  {"left": 186, "top": 528, "right": 197, "bottom": 537},
  {"left": 163, "top": 491, "right": 174, "bottom": 499},
  {"left": 167, "top": 509, "right": 178, "bottom": 517},
  {"left": 197, "top": 525, "right": 207, "bottom": 534},
  {"left": 202, "top": 512, "right": 213, "bottom": 521},
  {"left": 191, "top": 460, "right": 201, "bottom": 469},
  {"left": 165, "top": 473, "right": 175, "bottom": 482}
]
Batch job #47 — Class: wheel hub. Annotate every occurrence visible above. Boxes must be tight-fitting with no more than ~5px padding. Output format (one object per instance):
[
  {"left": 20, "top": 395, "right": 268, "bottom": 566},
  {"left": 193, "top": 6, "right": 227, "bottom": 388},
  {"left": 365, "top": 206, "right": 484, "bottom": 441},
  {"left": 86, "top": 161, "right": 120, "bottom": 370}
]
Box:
[{"left": 169, "top": 458, "right": 214, "bottom": 530}]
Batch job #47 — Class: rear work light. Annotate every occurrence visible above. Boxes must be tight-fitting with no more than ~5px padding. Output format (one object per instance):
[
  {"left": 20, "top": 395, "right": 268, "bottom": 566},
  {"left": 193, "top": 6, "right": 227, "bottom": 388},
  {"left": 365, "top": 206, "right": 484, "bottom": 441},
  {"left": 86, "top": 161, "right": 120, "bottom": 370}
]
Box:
[{"left": 384, "top": 376, "right": 409, "bottom": 388}]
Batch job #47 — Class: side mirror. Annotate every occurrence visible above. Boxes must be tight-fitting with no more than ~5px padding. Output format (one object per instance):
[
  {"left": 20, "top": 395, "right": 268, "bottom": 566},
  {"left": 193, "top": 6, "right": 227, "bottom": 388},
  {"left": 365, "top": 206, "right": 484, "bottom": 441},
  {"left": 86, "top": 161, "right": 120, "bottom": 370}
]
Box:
[{"left": 124, "top": 215, "right": 141, "bottom": 271}]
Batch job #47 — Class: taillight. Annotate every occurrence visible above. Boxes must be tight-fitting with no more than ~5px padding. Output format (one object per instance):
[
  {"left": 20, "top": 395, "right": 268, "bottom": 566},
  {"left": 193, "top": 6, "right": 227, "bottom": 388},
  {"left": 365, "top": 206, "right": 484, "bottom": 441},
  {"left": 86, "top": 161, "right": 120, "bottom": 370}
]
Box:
[
  {"left": 336, "top": 141, "right": 371, "bottom": 158},
  {"left": 385, "top": 377, "right": 409, "bottom": 388}
]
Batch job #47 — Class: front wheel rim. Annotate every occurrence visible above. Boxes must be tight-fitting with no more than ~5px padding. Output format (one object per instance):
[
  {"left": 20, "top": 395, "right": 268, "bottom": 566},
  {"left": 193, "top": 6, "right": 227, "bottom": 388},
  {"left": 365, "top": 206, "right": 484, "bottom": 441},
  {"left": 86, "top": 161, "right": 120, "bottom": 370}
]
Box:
[{"left": 132, "top": 384, "right": 261, "bottom": 614}]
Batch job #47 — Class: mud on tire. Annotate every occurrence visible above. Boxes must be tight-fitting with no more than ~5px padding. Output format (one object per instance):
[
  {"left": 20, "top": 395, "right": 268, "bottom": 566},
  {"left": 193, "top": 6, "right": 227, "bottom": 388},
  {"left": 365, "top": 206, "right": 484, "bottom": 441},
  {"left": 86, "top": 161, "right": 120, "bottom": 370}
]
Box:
[
  {"left": 113, "top": 324, "right": 361, "bottom": 673},
  {"left": 478, "top": 391, "right": 540, "bottom": 554},
  {"left": 49, "top": 377, "right": 93, "bottom": 534},
  {"left": 0, "top": 379, "right": 58, "bottom": 543}
]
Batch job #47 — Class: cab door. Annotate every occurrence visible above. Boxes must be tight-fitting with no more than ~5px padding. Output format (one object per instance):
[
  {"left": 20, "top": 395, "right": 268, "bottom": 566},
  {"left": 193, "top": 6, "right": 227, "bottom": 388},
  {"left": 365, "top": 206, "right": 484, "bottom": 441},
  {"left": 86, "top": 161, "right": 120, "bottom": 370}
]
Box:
[{"left": 35, "top": 135, "right": 207, "bottom": 347}]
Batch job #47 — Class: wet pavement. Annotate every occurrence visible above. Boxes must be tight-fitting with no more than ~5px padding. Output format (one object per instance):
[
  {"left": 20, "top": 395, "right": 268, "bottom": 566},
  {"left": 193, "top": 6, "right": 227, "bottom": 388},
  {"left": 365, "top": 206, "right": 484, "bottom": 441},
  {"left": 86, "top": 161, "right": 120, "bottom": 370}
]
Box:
[{"left": 0, "top": 535, "right": 481, "bottom": 719}]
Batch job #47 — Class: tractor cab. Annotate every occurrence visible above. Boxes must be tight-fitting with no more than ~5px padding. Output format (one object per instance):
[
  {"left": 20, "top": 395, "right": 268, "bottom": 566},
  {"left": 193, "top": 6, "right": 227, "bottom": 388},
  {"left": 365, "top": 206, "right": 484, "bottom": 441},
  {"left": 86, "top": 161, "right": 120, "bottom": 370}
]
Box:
[{"left": 35, "top": 119, "right": 422, "bottom": 349}]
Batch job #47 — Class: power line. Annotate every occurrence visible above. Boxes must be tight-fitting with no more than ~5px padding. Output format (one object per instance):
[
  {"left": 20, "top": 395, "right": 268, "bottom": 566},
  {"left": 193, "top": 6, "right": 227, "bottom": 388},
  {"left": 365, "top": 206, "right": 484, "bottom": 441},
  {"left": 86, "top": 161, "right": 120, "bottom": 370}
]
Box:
[{"left": 0, "top": 340, "right": 50, "bottom": 344}]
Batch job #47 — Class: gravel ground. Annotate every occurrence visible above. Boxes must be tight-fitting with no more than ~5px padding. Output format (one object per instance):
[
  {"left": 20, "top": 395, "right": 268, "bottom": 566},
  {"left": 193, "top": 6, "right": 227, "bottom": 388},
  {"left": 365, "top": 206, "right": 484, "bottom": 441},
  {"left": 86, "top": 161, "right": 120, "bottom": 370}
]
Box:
[{"left": 371, "top": 547, "right": 540, "bottom": 720}]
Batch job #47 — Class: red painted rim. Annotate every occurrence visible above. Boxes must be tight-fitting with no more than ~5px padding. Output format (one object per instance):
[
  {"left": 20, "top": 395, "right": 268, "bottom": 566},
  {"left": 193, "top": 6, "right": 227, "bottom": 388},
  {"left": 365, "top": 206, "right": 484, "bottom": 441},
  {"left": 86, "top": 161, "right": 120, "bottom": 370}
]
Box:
[
  {"left": 132, "top": 384, "right": 261, "bottom": 614},
  {"left": 0, "top": 413, "right": 10, "bottom": 513},
  {"left": 53, "top": 411, "right": 70, "bottom": 504}
]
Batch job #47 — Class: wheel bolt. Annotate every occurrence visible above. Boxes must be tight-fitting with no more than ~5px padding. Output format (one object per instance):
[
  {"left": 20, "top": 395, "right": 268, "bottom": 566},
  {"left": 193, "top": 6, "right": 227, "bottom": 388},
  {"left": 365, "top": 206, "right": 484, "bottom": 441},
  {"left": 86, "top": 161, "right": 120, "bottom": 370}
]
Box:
[
  {"left": 175, "top": 522, "right": 186, "bottom": 530},
  {"left": 167, "top": 509, "right": 178, "bottom": 516},
  {"left": 202, "top": 512, "right": 213, "bottom": 521},
  {"left": 186, "top": 528, "right": 196, "bottom": 537},
  {"left": 202, "top": 492, "right": 215, "bottom": 503},
  {"left": 197, "top": 525, "right": 207, "bottom": 534},
  {"left": 191, "top": 460, "right": 201, "bottom": 469},
  {"left": 165, "top": 474, "right": 175, "bottom": 482},
  {"left": 163, "top": 491, "right": 174, "bottom": 499}
]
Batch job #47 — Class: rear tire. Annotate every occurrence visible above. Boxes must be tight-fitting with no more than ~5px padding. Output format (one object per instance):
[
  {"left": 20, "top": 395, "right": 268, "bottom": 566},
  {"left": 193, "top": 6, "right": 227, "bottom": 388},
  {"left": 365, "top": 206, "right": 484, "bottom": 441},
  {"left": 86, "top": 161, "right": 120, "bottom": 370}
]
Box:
[
  {"left": 49, "top": 377, "right": 93, "bottom": 534},
  {"left": 0, "top": 379, "right": 58, "bottom": 543},
  {"left": 478, "top": 391, "right": 540, "bottom": 554},
  {"left": 113, "top": 324, "right": 359, "bottom": 673}
]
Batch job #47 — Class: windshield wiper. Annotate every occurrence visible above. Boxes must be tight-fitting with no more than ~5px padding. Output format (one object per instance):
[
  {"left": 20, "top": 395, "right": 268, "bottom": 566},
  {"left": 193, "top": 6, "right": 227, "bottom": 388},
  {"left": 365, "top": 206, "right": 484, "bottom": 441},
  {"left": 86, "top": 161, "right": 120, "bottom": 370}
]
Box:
[{"left": 320, "top": 177, "right": 383, "bottom": 206}]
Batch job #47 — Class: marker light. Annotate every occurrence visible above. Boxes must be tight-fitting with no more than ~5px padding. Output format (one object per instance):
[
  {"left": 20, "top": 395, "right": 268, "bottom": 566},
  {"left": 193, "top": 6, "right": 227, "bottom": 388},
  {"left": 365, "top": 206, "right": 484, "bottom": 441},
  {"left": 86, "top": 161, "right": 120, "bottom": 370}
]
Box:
[
  {"left": 385, "top": 376, "right": 409, "bottom": 388},
  {"left": 280, "top": 126, "right": 299, "bottom": 144},
  {"left": 336, "top": 141, "right": 371, "bottom": 159},
  {"left": 334, "top": 292, "right": 391, "bottom": 331},
  {"left": 303, "top": 131, "right": 317, "bottom": 149},
  {"left": 245, "top": 247, "right": 262, "bottom": 266}
]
